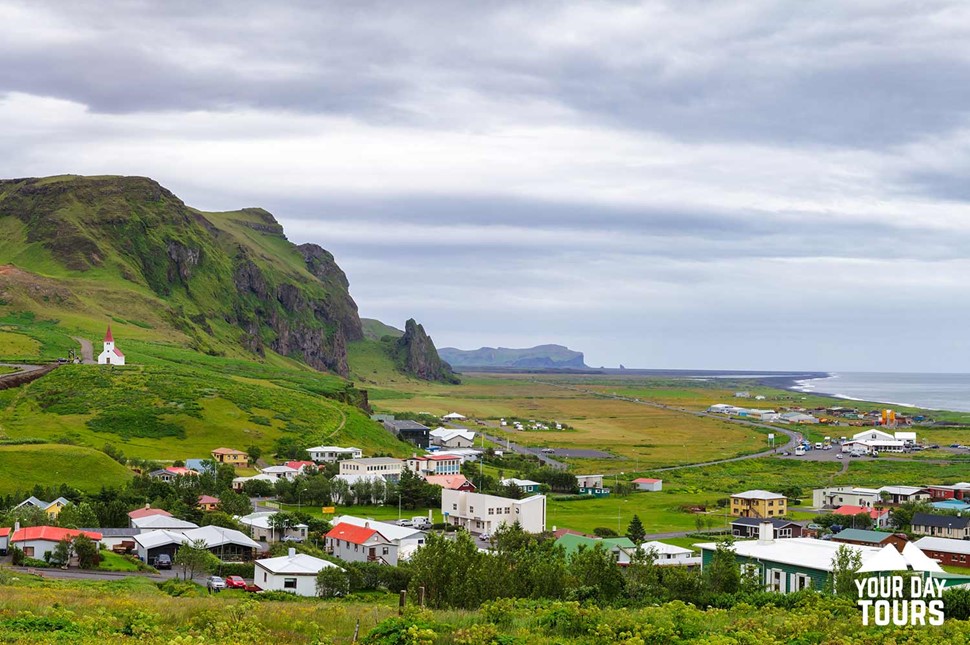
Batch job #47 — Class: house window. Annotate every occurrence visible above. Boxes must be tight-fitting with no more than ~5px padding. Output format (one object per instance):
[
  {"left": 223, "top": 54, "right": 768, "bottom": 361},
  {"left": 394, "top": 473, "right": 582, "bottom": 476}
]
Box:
[
  {"left": 488, "top": 509, "right": 494, "bottom": 515},
  {"left": 770, "top": 569, "right": 785, "bottom": 592},
  {"left": 263, "top": 571, "right": 267, "bottom": 582},
  {"left": 284, "top": 578, "right": 297, "bottom": 589},
  {"left": 355, "top": 544, "right": 359, "bottom": 552},
  {"left": 470, "top": 506, "right": 474, "bottom": 513},
  {"left": 23, "top": 547, "right": 34, "bottom": 557},
  {"left": 383, "top": 547, "right": 389, "bottom": 555},
  {"left": 452, "top": 504, "right": 457, "bottom": 510},
  {"left": 795, "top": 574, "right": 812, "bottom": 590}
]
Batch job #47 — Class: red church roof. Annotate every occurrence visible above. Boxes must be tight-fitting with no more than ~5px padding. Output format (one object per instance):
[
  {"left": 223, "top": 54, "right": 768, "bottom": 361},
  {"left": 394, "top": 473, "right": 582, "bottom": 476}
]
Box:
[
  {"left": 105, "top": 325, "right": 114, "bottom": 343},
  {"left": 113, "top": 348, "right": 125, "bottom": 357},
  {"left": 11, "top": 526, "right": 102, "bottom": 543}
]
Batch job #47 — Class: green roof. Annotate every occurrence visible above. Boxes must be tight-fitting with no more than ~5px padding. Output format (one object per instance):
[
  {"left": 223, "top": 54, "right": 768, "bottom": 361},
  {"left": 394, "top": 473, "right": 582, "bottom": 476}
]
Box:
[
  {"left": 833, "top": 529, "right": 893, "bottom": 543},
  {"left": 554, "top": 534, "right": 634, "bottom": 555}
]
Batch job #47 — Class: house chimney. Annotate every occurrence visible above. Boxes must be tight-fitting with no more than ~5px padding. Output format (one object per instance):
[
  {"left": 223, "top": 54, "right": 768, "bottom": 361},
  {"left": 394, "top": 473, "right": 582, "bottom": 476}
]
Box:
[
  {"left": 288, "top": 547, "right": 296, "bottom": 557},
  {"left": 758, "top": 521, "right": 774, "bottom": 544},
  {"left": 14, "top": 521, "right": 20, "bottom": 533}
]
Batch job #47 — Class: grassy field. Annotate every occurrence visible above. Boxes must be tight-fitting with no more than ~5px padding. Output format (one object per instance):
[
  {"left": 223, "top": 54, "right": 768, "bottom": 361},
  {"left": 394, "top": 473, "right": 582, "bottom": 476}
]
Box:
[
  {"left": 0, "top": 444, "right": 133, "bottom": 493},
  {"left": 0, "top": 329, "right": 40, "bottom": 359}
]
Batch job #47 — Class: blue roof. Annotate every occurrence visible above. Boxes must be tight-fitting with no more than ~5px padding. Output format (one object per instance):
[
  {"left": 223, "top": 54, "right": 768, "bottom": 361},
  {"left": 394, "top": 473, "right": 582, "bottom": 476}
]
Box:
[
  {"left": 185, "top": 459, "right": 213, "bottom": 473},
  {"left": 932, "top": 500, "right": 970, "bottom": 510}
]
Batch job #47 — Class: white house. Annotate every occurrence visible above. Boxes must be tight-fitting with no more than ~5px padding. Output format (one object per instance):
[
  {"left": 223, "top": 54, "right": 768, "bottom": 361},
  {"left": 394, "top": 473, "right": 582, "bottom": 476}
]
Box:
[
  {"left": 237, "top": 512, "right": 308, "bottom": 544},
  {"left": 441, "top": 489, "right": 546, "bottom": 534},
  {"left": 9, "top": 526, "right": 102, "bottom": 561},
  {"left": 232, "top": 473, "right": 277, "bottom": 492},
  {"left": 338, "top": 457, "right": 405, "bottom": 481},
  {"left": 331, "top": 515, "right": 427, "bottom": 562},
  {"left": 306, "top": 446, "right": 362, "bottom": 462},
  {"left": 500, "top": 478, "right": 542, "bottom": 494},
  {"left": 846, "top": 429, "right": 907, "bottom": 453},
  {"left": 433, "top": 448, "right": 483, "bottom": 463},
  {"left": 130, "top": 514, "right": 198, "bottom": 532},
  {"left": 325, "top": 522, "right": 397, "bottom": 565},
  {"left": 0, "top": 527, "right": 10, "bottom": 554},
  {"left": 430, "top": 428, "right": 476, "bottom": 449},
  {"left": 640, "top": 541, "right": 701, "bottom": 567},
  {"left": 812, "top": 486, "right": 882, "bottom": 509},
  {"left": 576, "top": 475, "right": 604, "bottom": 489},
  {"left": 442, "top": 412, "right": 466, "bottom": 421},
  {"left": 260, "top": 465, "right": 299, "bottom": 481},
  {"left": 97, "top": 325, "right": 125, "bottom": 366},
  {"left": 406, "top": 454, "right": 462, "bottom": 476},
  {"left": 632, "top": 478, "right": 663, "bottom": 492},
  {"left": 255, "top": 548, "right": 343, "bottom": 596}
]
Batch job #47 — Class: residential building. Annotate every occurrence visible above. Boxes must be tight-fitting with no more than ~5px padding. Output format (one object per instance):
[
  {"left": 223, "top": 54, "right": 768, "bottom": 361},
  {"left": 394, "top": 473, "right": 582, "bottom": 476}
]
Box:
[
  {"left": 433, "top": 448, "right": 483, "bottom": 463},
  {"left": 640, "top": 541, "right": 702, "bottom": 567},
  {"left": 237, "top": 512, "right": 308, "bottom": 544},
  {"left": 406, "top": 454, "right": 462, "bottom": 476},
  {"left": 555, "top": 533, "right": 636, "bottom": 565},
  {"left": 731, "top": 517, "right": 804, "bottom": 539},
  {"left": 197, "top": 495, "right": 220, "bottom": 512},
  {"left": 325, "top": 522, "right": 396, "bottom": 564},
  {"left": 632, "top": 478, "right": 663, "bottom": 492},
  {"left": 306, "top": 446, "right": 362, "bottom": 463},
  {"left": 130, "top": 514, "right": 198, "bottom": 532},
  {"left": 148, "top": 467, "right": 199, "bottom": 483},
  {"left": 812, "top": 486, "right": 881, "bottom": 509},
  {"left": 914, "top": 536, "right": 970, "bottom": 568},
  {"left": 255, "top": 548, "right": 343, "bottom": 596},
  {"left": 429, "top": 428, "right": 476, "bottom": 449},
  {"left": 576, "top": 475, "right": 610, "bottom": 497},
  {"left": 339, "top": 457, "right": 405, "bottom": 481},
  {"left": 134, "top": 526, "right": 261, "bottom": 563},
  {"left": 0, "top": 527, "right": 9, "bottom": 555},
  {"left": 831, "top": 529, "right": 908, "bottom": 552},
  {"left": 730, "top": 490, "right": 788, "bottom": 518},
  {"left": 331, "top": 515, "right": 427, "bottom": 563},
  {"left": 441, "top": 489, "right": 546, "bottom": 534},
  {"left": 128, "top": 505, "right": 172, "bottom": 522},
  {"left": 96, "top": 325, "right": 125, "bottom": 366},
  {"left": 832, "top": 505, "right": 891, "bottom": 529},
  {"left": 911, "top": 513, "right": 970, "bottom": 540},
  {"left": 211, "top": 447, "right": 249, "bottom": 466},
  {"left": 285, "top": 461, "right": 319, "bottom": 474},
  {"left": 424, "top": 474, "right": 476, "bottom": 491},
  {"left": 925, "top": 483, "right": 970, "bottom": 501},
  {"left": 81, "top": 527, "right": 139, "bottom": 551},
  {"left": 260, "top": 465, "right": 299, "bottom": 481},
  {"left": 500, "top": 478, "right": 542, "bottom": 494},
  {"left": 878, "top": 486, "right": 929, "bottom": 505},
  {"left": 10, "top": 526, "right": 102, "bottom": 561},
  {"left": 13, "top": 496, "right": 71, "bottom": 519},
  {"left": 382, "top": 420, "right": 430, "bottom": 449},
  {"left": 232, "top": 473, "right": 277, "bottom": 492}
]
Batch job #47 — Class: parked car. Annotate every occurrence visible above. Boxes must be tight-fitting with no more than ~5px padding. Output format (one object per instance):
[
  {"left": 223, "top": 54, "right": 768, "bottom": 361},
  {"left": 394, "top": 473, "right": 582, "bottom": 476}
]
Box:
[
  {"left": 225, "top": 576, "right": 247, "bottom": 589},
  {"left": 412, "top": 517, "right": 432, "bottom": 530},
  {"left": 398, "top": 519, "right": 414, "bottom": 527},
  {"left": 153, "top": 554, "right": 172, "bottom": 569},
  {"left": 540, "top": 448, "right": 555, "bottom": 454},
  {"left": 206, "top": 576, "right": 226, "bottom": 591},
  {"left": 479, "top": 533, "right": 491, "bottom": 542},
  {"left": 836, "top": 453, "right": 843, "bottom": 459}
]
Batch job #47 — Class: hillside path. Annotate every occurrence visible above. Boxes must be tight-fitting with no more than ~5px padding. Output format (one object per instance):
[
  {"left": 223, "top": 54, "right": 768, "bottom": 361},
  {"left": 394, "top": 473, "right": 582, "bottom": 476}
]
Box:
[
  {"left": 532, "top": 381, "right": 800, "bottom": 471},
  {"left": 72, "top": 336, "right": 95, "bottom": 363}
]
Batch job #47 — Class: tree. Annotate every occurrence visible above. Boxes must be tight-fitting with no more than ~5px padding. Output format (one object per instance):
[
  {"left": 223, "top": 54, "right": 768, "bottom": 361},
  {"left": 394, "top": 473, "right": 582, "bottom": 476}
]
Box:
[
  {"left": 316, "top": 566, "right": 350, "bottom": 597},
  {"left": 592, "top": 527, "right": 618, "bottom": 538},
  {"left": 48, "top": 538, "right": 72, "bottom": 568},
  {"left": 625, "top": 515, "right": 646, "bottom": 544},
  {"left": 624, "top": 546, "right": 661, "bottom": 602},
  {"left": 175, "top": 539, "right": 216, "bottom": 581},
  {"left": 890, "top": 500, "right": 932, "bottom": 530},
  {"left": 216, "top": 490, "right": 252, "bottom": 517},
  {"left": 57, "top": 502, "right": 100, "bottom": 529},
  {"left": 242, "top": 479, "right": 275, "bottom": 498},
  {"left": 705, "top": 539, "right": 740, "bottom": 595},
  {"left": 829, "top": 544, "right": 862, "bottom": 597},
  {"left": 406, "top": 531, "right": 495, "bottom": 609},
  {"left": 72, "top": 534, "right": 100, "bottom": 569},
  {"left": 246, "top": 444, "right": 262, "bottom": 465},
  {"left": 851, "top": 511, "right": 873, "bottom": 530},
  {"left": 568, "top": 544, "right": 626, "bottom": 602},
  {"left": 200, "top": 511, "right": 243, "bottom": 530}
]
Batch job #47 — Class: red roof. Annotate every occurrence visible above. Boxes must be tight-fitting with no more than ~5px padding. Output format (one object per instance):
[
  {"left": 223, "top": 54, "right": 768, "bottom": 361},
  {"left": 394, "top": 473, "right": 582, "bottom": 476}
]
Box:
[
  {"left": 833, "top": 505, "right": 887, "bottom": 519},
  {"left": 166, "top": 467, "right": 197, "bottom": 476},
  {"left": 325, "top": 522, "right": 384, "bottom": 545},
  {"left": 285, "top": 461, "right": 317, "bottom": 471},
  {"left": 11, "top": 526, "right": 102, "bottom": 543},
  {"left": 633, "top": 478, "right": 661, "bottom": 483},
  {"left": 197, "top": 495, "right": 220, "bottom": 505},
  {"left": 0, "top": 527, "right": 10, "bottom": 537},
  {"left": 425, "top": 474, "right": 474, "bottom": 490},
  {"left": 113, "top": 348, "right": 125, "bottom": 357},
  {"left": 128, "top": 507, "right": 173, "bottom": 520},
  {"left": 105, "top": 325, "right": 113, "bottom": 343}
]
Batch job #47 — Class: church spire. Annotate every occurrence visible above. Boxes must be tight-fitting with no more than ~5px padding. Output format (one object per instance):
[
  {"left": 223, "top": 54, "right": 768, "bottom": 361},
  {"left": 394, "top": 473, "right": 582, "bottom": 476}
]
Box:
[{"left": 105, "top": 325, "right": 114, "bottom": 343}]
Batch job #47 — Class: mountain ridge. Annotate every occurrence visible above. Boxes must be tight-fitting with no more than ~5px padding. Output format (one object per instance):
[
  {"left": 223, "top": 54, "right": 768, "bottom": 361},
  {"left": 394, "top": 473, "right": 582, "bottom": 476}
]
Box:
[{"left": 439, "top": 343, "right": 588, "bottom": 369}]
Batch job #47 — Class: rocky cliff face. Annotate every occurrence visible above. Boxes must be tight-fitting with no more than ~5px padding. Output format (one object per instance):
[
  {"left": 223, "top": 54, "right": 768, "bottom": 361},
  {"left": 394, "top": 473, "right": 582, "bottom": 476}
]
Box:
[{"left": 393, "top": 319, "right": 459, "bottom": 383}]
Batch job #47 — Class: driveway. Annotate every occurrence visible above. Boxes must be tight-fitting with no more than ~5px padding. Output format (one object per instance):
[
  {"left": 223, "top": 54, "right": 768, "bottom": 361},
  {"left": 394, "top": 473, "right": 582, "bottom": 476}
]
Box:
[{"left": 72, "top": 336, "right": 95, "bottom": 364}]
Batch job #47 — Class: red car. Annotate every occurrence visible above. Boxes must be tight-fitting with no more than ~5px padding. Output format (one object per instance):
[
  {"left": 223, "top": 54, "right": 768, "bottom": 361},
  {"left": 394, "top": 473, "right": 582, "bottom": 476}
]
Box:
[{"left": 225, "top": 576, "right": 248, "bottom": 590}]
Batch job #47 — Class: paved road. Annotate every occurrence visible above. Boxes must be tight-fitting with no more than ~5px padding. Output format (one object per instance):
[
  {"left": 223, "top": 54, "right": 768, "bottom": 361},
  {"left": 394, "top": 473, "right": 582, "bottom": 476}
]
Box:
[
  {"left": 0, "top": 363, "right": 44, "bottom": 375},
  {"left": 7, "top": 565, "right": 180, "bottom": 582},
  {"left": 482, "top": 432, "right": 568, "bottom": 470},
  {"left": 72, "top": 336, "right": 95, "bottom": 363}
]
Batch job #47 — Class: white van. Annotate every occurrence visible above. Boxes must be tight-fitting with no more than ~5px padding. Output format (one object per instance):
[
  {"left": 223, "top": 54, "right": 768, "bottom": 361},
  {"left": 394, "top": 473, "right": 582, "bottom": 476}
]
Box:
[
  {"left": 795, "top": 447, "right": 806, "bottom": 456},
  {"left": 814, "top": 442, "right": 823, "bottom": 450}
]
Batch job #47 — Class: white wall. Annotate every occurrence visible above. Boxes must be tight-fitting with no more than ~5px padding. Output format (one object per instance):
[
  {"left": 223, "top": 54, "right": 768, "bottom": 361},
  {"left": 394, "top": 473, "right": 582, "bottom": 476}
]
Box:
[{"left": 255, "top": 566, "right": 318, "bottom": 597}]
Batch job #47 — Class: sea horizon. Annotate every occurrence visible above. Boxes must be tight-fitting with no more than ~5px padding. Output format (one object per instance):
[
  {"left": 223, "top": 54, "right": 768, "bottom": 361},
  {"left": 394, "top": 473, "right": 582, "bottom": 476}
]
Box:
[{"left": 791, "top": 371, "right": 970, "bottom": 413}]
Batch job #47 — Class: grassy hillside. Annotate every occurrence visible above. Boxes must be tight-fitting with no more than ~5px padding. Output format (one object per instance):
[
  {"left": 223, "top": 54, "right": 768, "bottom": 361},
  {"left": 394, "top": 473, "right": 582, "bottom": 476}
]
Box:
[
  {"left": 361, "top": 317, "right": 404, "bottom": 341},
  {"left": 0, "top": 444, "right": 133, "bottom": 493}
]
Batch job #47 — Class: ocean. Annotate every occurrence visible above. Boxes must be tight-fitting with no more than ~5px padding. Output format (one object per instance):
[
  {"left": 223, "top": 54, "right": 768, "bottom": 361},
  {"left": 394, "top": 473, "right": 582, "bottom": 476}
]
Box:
[{"left": 792, "top": 372, "right": 970, "bottom": 413}]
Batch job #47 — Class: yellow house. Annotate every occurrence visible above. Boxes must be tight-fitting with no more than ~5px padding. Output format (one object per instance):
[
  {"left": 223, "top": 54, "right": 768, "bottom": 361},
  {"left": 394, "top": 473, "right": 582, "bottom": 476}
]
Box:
[
  {"left": 14, "top": 496, "right": 70, "bottom": 519},
  {"left": 730, "top": 490, "right": 788, "bottom": 518},
  {"left": 211, "top": 447, "right": 249, "bottom": 466}
]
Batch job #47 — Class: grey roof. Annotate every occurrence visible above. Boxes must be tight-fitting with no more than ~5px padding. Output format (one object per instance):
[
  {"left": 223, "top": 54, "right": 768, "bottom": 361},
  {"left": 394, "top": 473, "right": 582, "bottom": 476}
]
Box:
[
  {"left": 912, "top": 513, "right": 970, "bottom": 530},
  {"left": 832, "top": 529, "right": 895, "bottom": 543},
  {"left": 80, "top": 527, "right": 139, "bottom": 537},
  {"left": 386, "top": 420, "right": 429, "bottom": 431},
  {"left": 731, "top": 517, "right": 799, "bottom": 528}
]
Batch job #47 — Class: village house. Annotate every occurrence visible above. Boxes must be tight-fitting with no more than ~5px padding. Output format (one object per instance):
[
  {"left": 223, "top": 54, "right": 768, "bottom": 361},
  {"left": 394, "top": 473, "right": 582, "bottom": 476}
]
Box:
[
  {"left": 914, "top": 536, "right": 970, "bottom": 568},
  {"left": 128, "top": 505, "right": 172, "bottom": 523},
  {"left": 0, "top": 527, "right": 9, "bottom": 555},
  {"left": 306, "top": 446, "right": 363, "bottom": 463},
  {"left": 237, "top": 512, "right": 308, "bottom": 544},
  {"left": 325, "top": 522, "right": 396, "bottom": 565},
  {"left": 925, "top": 482, "right": 970, "bottom": 501},
  {"left": 232, "top": 473, "right": 277, "bottom": 492},
  {"left": 331, "top": 515, "right": 427, "bottom": 562},
  {"left": 831, "top": 528, "right": 908, "bottom": 552},
  {"left": 285, "top": 461, "right": 319, "bottom": 474},
  {"left": 255, "top": 548, "right": 343, "bottom": 596},
  {"left": 911, "top": 512, "right": 970, "bottom": 540},
  {"left": 424, "top": 474, "right": 476, "bottom": 491},
  {"left": 500, "top": 478, "right": 542, "bottom": 494},
  {"left": 81, "top": 527, "right": 139, "bottom": 552},
  {"left": 812, "top": 486, "right": 881, "bottom": 509},
  {"left": 96, "top": 326, "right": 125, "bottom": 366},
  {"left": 148, "top": 466, "right": 199, "bottom": 483},
  {"left": 429, "top": 428, "right": 476, "bottom": 449},
  {"left": 134, "top": 526, "right": 261, "bottom": 564},
  {"left": 260, "top": 465, "right": 299, "bottom": 481},
  {"left": 877, "top": 485, "right": 929, "bottom": 504},
  {"left": 576, "top": 474, "right": 610, "bottom": 497},
  {"left": 13, "top": 496, "right": 71, "bottom": 520},
  {"left": 632, "top": 478, "right": 663, "bottom": 492},
  {"left": 338, "top": 457, "right": 405, "bottom": 481},
  {"left": 211, "top": 448, "right": 248, "bottom": 466},
  {"left": 382, "top": 420, "right": 430, "bottom": 449},
  {"left": 730, "top": 490, "right": 788, "bottom": 518},
  {"left": 130, "top": 514, "right": 198, "bottom": 532},
  {"left": 731, "top": 517, "right": 804, "bottom": 539},
  {"left": 196, "top": 495, "right": 220, "bottom": 512},
  {"left": 555, "top": 533, "right": 637, "bottom": 565},
  {"left": 640, "top": 541, "right": 702, "bottom": 567},
  {"left": 832, "top": 505, "right": 891, "bottom": 529},
  {"left": 10, "top": 526, "right": 102, "bottom": 561},
  {"left": 432, "top": 447, "right": 483, "bottom": 463},
  {"left": 406, "top": 454, "right": 462, "bottom": 476},
  {"left": 441, "top": 489, "right": 546, "bottom": 534}
]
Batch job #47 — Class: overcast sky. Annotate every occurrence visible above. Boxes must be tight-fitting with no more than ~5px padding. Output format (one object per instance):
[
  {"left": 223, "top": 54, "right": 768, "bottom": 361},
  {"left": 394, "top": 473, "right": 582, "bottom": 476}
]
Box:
[{"left": 3, "top": 1, "right": 970, "bottom": 371}]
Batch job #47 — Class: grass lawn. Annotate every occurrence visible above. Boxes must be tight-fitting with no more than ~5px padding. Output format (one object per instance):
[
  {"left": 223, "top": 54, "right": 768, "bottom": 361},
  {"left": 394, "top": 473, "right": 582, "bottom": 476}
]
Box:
[
  {"left": 98, "top": 549, "right": 143, "bottom": 572},
  {"left": 276, "top": 502, "right": 444, "bottom": 525},
  {"left": 943, "top": 565, "right": 970, "bottom": 576},
  {"left": 0, "top": 443, "right": 133, "bottom": 494},
  {"left": 0, "top": 329, "right": 40, "bottom": 359}
]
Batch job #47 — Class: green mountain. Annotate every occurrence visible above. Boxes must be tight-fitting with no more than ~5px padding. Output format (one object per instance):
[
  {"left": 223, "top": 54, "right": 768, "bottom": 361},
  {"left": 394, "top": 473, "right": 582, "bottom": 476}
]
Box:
[
  {"left": 438, "top": 344, "right": 588, "bottom": 369},
  {"left": 361, "top": 318, "right": 404, "bottom": 341}
]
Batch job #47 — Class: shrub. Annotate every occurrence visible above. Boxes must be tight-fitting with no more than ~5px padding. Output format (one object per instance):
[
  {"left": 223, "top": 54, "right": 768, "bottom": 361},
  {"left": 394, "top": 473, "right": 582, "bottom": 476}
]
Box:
[
  {"left": 217, "top": 562, "right": 255, "bottom": 578},
  {"left": 317, "top": 566, "right": 350, "bottom": 598},
  {"left": 592, "top": 527, "right": 618, "bottom": 538}
]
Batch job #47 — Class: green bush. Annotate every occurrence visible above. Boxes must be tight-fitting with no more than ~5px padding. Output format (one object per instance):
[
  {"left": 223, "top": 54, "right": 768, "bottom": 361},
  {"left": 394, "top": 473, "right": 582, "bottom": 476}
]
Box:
[{"left": 217, "top": 562, "right": 255, "bottom": 578}]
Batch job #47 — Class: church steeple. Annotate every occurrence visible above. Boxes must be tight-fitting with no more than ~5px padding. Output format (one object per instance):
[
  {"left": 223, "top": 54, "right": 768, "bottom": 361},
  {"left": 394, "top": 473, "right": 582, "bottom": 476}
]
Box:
[{"left": 105, "top": 325, "right": 114, "bottom": 343}]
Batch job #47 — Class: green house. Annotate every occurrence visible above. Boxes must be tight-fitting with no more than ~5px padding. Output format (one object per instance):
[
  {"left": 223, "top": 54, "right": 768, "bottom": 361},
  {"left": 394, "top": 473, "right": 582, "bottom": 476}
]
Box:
[{"left": 555, "top": 533, "right": 636, "bottom": 564}]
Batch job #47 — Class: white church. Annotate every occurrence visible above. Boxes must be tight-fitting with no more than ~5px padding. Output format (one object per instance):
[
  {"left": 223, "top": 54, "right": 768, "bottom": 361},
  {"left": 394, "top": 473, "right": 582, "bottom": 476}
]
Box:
[{"left": 97, "top": 326, "right": 126, "bottom": 366}]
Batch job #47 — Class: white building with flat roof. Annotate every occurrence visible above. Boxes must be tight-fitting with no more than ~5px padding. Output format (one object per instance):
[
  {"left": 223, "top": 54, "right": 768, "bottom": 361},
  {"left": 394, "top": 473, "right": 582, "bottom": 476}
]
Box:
[
  {"left": 306, "top": 446, "right": 362, "bottom": 462},
  {"left": 441, "top": 489, "right": 546, "bottom": 534},
  {"left": 338, "top": 457, "right": 405, "bottom": 481}
]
